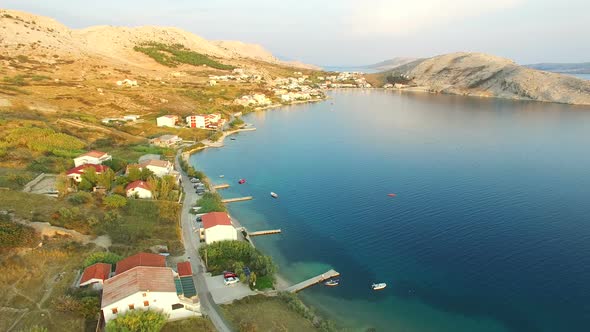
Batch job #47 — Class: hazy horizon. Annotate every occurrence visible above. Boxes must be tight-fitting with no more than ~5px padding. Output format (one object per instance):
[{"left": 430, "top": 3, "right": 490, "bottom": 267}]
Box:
[{"left": 3, "top": 0, "right": 589, "bottom": 67}]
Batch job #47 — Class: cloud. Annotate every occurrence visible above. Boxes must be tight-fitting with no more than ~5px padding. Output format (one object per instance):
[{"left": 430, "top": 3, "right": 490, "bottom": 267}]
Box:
[{"left": 347, "top": 0, "right": 524, "bottom": 36}]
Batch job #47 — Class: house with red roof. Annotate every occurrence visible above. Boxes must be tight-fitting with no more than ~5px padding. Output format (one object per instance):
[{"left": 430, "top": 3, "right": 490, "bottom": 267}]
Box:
[
  {"left": 66, "top": 164, "right": 110, "bottom": 183},
  {"left": 101, "top": 266, "right": 200, "bottom": 323},
  {"left": 201, "top": 212, "right": 237, "bottom": 244},
  {"left": 73, "top": 150, "right": 112, "bottom": 167},
  {"left": 177, "top": 262, "right": 192, "bottom": 277},
  {"left": 125, "top": 180, "right": 152, "bottom": 199},
  {"left": 115, "top": 252, "right": 166, "bottom": 275},
  {"left": 79, "top": 263, "right": 112, "bottom": 289}
]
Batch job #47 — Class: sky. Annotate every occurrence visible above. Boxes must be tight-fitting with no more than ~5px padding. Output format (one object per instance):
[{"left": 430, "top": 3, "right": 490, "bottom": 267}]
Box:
[{"left": 3, "top": 0, "right": 589, "bottom": 66}]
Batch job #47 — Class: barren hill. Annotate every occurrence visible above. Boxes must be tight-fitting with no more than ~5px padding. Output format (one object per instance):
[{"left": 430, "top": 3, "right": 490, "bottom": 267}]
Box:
[
  {"left": 0, "top": 9, "right": 314, "bottom": 69},
  {"left": 382, "top": 52, "right": 590, "bottom": 105}
]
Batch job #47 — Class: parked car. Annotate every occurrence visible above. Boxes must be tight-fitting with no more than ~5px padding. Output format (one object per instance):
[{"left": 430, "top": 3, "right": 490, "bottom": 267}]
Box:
[
  {"left": 224, "top": 276, "right": 239, "bottom": 285},
  {"left": 190, "top": 178, "right": 198, "bottom": 183},
  {"left": 224, "top": 272, "right": 237, "bottom": 278},
  {"left": 196, "top": 216, "right": 202, "bottom": 222}
]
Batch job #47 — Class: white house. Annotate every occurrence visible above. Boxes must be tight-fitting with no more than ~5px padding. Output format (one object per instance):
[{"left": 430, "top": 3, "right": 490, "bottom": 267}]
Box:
[
  {"left": 66, "top": 164, "right": 110, "bottom": 183},
  {"left": 185, "top": 114, "right": 223, "bottom": 129},
  {"left": 156, "top": 115, "right": 178, "bottom": 127},
  {"left": 74, "top": 150, "right": 112, "bottom": 167},
  {"left": 201, "top": 212, "right": 237, "bottom": 244},
  {"left": 139, "top": 159, "right": 174, "bottom": 177},
  {"left": 79, "top": 263, "right": 111, "bottom": 289},
  {"left": 126, "top": 180, "right": 152, "bottom": 199},
  {"left": 101, "top": 266, "right": 199, "bottom": 323},
  {"left": 150, "top": 134, "right": 182, "bottom": 147}
]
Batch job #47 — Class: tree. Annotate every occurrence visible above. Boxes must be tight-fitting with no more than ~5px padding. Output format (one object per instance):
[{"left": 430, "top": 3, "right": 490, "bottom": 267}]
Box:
[
  {"left": 127, "top": 166, "right": 141, "bottom": 182},
  {"left": 140, "top": 168, "right": 155, "bottom": 181},
  {"left": 147, "top": 177, "right": 160, "bottom": 200},
  {"left": 104, "top": 195, "right": 127, "bottom": 209},
  {"left": 159, "top": 175, "right": 176, "bottom": 200},
  {"left": 97, "top": 168, "right": 116, "bottom": 190},
  {"left": 81, "top": 167, "right": 98, "bottom": 185},
  {"left": 105, "top": 310, "right": 167, "bottom": 332},
  {"left": 78, "top": 178, "right": 93, "bottom": 191},
  {"left": 55, "top": 174, "right": 73, "bottom": 197}
]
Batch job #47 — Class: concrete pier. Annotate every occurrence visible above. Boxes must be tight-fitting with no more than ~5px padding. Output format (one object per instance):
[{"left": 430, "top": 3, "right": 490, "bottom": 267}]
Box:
[
  {"left": 249, "top": 229, "right": 282, "bottom": 237},
  {"left": 213, "top": 184, "right": 230, "bottom": 189},
  {"left": 221, "top": 196, "right": 253, "bottom": 203},
  {"left": 284, "top": 269, "right": 340, "bottom": 293}
]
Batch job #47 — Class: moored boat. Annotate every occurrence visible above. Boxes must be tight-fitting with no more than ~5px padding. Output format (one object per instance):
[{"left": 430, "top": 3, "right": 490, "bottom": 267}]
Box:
[
  {"left": 270, "top": 192, "right": 278, "bottom": 198},
  {"left": 387, "top": 193, "right": 397, "bottom": 197},
  {"left": 371, "top": 283, "right": 387, "bottom": 290},
  {"left": 238, "top": 179, "right": 246, "bottom": 184},
  {"left": 219, "top": 175, "right": 224, "bottom": 178},
  {"left": 324, "top": 279, "right": 340, "bottom": 287}
]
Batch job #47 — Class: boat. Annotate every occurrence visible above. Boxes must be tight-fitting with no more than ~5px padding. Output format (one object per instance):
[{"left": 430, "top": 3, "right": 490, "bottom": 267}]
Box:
[
  {"left": 230, "top": 137, "right": 236, "bottom": 140},
  {"left": 387, "top": 193, "right": 397, "bottom": 197},
  {"left": 270, "top": 192, "right": 278, "bottom": 198},
  {"left": 238, "top": 179, "right": 246, "bottom": 184},
  {"left": 219, "top": 175, "right": 224, "bottom": 178},
  {"left": 324, "top": 279, "right": 340, "bottom": 287},
  {"left": 372, "top": 283, "right": 387, "bottom": 290}
]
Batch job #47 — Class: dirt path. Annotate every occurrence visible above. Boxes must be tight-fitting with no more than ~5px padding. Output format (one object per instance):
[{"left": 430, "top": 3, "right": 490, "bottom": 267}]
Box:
[
  {"left": 56, "top": 118, "right": 144, "bottom": 142},
  {"left": 14, "top": 219, "right": 112, "bottom": 249}
]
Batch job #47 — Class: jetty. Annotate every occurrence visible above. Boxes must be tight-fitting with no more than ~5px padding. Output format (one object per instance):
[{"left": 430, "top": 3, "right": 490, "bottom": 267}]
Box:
[
  {"left": 213, "top": 183, "right": 230, "bottom": 190},
  {"left": 221, "top": 196, "right": 253, "bottom": 203},
  {"left": 249, "top": 229, "right": 281, "bottom": 237},
  {"left": 284, "top": 269, "right": 340, "bottom": 293}
]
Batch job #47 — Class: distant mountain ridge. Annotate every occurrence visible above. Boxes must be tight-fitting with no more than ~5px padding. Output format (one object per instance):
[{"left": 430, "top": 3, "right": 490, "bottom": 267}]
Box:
[
  {"left": 365, "top": 57, "right": 420, "bottom": 71},
  {"left": 525, "top": 62, "right": 590, "bottom": 74},
  {"left": 379, "top": 52, "right": 590, "bottom": 105}
]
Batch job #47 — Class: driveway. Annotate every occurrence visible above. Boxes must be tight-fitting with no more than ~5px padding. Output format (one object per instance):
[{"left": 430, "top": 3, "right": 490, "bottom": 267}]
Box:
[{"left": 205, "top": 275, "right": 255, "bottom": 304}]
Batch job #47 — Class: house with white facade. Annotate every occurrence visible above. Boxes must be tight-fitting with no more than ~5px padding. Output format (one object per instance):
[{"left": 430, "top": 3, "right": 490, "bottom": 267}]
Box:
[
  {"left": 185, "top": 114, "right": 224, "bottom": 129},
  {"left": 101, "top": 266, "right": 199, "bottom": 324},
  {"left": 139, "top": 159, "right": 174, "bottom": 177},
  {"left": 126, "top": 180, "right": 152, "bottom": 199},
  {"left": 156, "top": 115, "right": 179, "bottom": 127},
  {"left": 66, "top": 164, "right": 110, "bottom": 183},
  {"left": 150, "top": 134, "right": 182, "bottom": 147},
  {"left": 73, "top": 150, "right": 112, "bottom": 167},
  {"left": 201, "top": 212, "right": 237, "bottom": 244}
]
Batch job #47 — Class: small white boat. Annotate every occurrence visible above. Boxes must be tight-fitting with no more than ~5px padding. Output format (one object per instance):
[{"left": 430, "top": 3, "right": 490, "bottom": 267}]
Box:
[
  {"left": 324, "top": 279, "right": 340, "bottom": 287},
  {"left": 270, "top": 192, "right": 278, "bottom": 198},
  {"left": 219, "top": 175, "right": 224, "bottom": 178},
  {"left": 371, "top": 283, "right": 387, "bottom": 291}
]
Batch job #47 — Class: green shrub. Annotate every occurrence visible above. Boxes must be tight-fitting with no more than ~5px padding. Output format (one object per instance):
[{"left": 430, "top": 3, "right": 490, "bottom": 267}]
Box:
[
  {"left": 83, "top": 252, "right": 122, "bottom": 268},
  {"left": 133, "top": 42, "right": 234, "bottom": 70},
  {"left": 228, "top": 117, "right": 244, "bottom": 129},
  {"left": 196, "top": 192, "right": 226, "bottom": 213},
  {"left": 0, "top": 217, "right": 38, "bottom": 248},
  {"left": 104, "top": 195, "right": 127, "bottom": 209},
  {"left": 199, "top": 240, "right": 277, "bottom": 277},
  {"left": 106, "top": 309, "right": 168, "bottom": 332},
  {"left": 67, "top": 192, "right": 93, "bottom": 205},
  {"left": 208, "top": 131, "right": 223, "bottom": 142}
]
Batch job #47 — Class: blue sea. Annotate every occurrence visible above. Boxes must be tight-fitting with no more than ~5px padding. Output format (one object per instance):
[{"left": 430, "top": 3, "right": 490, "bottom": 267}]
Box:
[{"left": 192, "top": 90, "right": 590, "bottom": 332}]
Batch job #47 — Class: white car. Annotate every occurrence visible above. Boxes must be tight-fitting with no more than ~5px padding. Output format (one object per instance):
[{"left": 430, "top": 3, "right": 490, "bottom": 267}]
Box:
[
  {"left": 224, "top": 276, "right": 239, "bottom": 285},
  {"left": 190, "top": 178, "right": 198, "bottom": 183}
]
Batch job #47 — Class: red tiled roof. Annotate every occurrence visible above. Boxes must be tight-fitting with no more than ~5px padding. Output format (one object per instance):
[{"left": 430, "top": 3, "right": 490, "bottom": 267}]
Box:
[
  {"left": 80, "top": 263, "right": 111, "bottom": 285},
  {"left": 202, "top": 212, "right": 232, "bottom": 229},
  {"left": 102, "top": 266, "right": 176, "bottom": 307},
  {"left": 125, "top": 180, "right": 151, "bottom": 191},
  {"left": 177, "top": 261, "right": 192, "bottom": 277},
  {"left": 115, "top": 253, "right": 166, "bottom": 275},
  {"left": 79, "top": 150, "right": 108, "bottom": 158},
  {"left": 66, "top": 164, "right": 110, "bottom": 175}
]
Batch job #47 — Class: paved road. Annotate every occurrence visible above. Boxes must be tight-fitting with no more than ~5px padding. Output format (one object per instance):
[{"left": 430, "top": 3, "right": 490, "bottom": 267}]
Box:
[{"left": 175, "top": 152, "right": 233, "bottom": 332}]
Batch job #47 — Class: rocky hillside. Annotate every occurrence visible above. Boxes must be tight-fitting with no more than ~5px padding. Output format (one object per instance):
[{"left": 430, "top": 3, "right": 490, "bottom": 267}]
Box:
[
  {"left": 383, "top": 52, "right": 590, "bottom": 105},
  {"left": 366, "top": 57, "right": 419, "bottom": 71},
  {"left": 0, "top": 9, "right": 314, "bottom": 69}
]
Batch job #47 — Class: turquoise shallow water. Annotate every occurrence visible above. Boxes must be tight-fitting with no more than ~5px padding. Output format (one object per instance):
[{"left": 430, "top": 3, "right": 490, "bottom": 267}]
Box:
[{"left": 192, "top": 90, "right": 590, "bottom": 332}]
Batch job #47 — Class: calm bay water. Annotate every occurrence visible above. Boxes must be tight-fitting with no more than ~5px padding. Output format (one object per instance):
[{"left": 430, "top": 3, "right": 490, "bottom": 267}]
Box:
[{"left": 192, "top": 90, "right": 590, "bottom": 332}]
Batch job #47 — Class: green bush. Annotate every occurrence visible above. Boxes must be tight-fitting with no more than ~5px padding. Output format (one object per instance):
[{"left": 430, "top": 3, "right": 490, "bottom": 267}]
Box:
[
  {"left": 133, "top": 42, "right": 234, "bottom": 70},
  {"left": 106, "top": 309, "right": 168, "bottom": 332},
  {"left": 199, "top": 240, "right": 277, "bottom": 278},
  {"left": 196, "top": 192, "right": 226, "bottom": 213},
  {"left": 228, "top": 117, "right": 244, "bottom": 129},
  {"left": 0, "top": 217, "right": 38, "bottom": 248},
  {"left": 68, "top": 192, "right": 93, "bottom": 205},
  {"left": 83, "top": 252, "right": 122, "bottom": 268},
  {"left": 104, "top": 195, "right": 127, "bottom": 209},
  {"left": 208, "top": 131, "right": 223, "bottom": 142}
]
